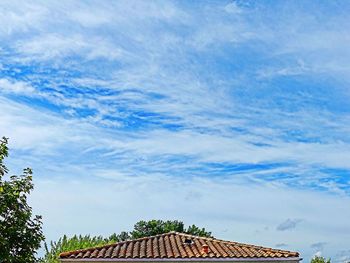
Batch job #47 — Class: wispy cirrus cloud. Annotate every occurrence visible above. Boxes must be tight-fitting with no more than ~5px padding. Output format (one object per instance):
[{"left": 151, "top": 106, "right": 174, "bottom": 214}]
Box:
[
  {"left": 15, "top": 34, "right": 125, "bottom": 61},
  {"left": 0, "top": 0, "right": 349, "bottom": 192}
]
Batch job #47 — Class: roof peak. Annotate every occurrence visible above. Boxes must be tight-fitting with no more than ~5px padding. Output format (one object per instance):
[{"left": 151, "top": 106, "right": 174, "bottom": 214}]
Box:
[{"left": 126, "top": 231, "right": 214, "bottom": 242}]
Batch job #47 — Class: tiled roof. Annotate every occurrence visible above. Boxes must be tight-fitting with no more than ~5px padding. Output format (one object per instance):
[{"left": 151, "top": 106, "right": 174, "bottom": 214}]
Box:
[{"left": 59, "top": 231, "right": 299, "bottom": 261}]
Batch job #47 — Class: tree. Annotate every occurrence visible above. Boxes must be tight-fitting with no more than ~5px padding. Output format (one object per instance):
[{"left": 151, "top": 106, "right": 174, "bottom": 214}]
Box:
[
  {"left": 131, "top": 220, "right": 185, "bottom": 238},
  {"left": 311, "top": 256, "right": 331, "bottom": 263},
  {"left": 109, "top": 231, "right": 130, "bottom": 242},
  {"left": 0, "top": 137, "right": 45, "bottom": 262},
  {"left": 131, "top": 220, "right": 212, "bottom": 238},
  {"left": 186, "top": 224, "right": 212, "bottom": 237}
]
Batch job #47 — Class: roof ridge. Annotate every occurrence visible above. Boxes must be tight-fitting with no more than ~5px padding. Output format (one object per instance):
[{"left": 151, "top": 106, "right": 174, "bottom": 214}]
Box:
[{"left": 169, "top": 231, "right": 218, "bottom": 241}]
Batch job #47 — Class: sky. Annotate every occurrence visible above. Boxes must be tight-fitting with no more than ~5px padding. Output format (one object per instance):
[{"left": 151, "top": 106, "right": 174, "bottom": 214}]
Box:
[{"left": 0, "top": 0, "right": 349, "bottom": 262}]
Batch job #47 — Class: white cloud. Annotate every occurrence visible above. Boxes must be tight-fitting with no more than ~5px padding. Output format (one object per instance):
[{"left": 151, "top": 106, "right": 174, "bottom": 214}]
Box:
[
  {"left": 15, "top": 34, "right": 124, "bottom": 61},
  {"left": 224, "top": 2, "right": 242, "bottom": 14},
  {"left": 0, "top": 1, "right": 48, "bottom": 36},
  {"left": 0, "top": 97, "right": 100, "bottom": 155},
  {"left": 0, "top": 78, "right": 35, "bottom": 94}
]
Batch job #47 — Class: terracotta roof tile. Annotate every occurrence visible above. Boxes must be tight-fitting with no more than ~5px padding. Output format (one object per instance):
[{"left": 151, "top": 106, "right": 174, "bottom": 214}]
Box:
[
  {"left": 59, "top": 231, "right": 299, "bottom": 260},
  {"left": 102, "top": 246, "right": 114, "bottom": 258}
]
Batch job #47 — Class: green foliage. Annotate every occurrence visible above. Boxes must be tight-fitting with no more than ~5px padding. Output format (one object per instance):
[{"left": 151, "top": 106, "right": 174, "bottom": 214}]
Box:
[
  {"left": 186, "top": 224, "right": 212, "bottom": 237},
  {"left": 40, "top": 234, "right": 119, "bottom": 263},
  {"left": 311, "top": 256, "right": 331, "bottom": 263},
  {"left": 131, "top": 220, "right": 212, "bottom": 238},
  {"left": 42, "top": 220, "right": 211, "bottom": 262},
  {"left": 131, "top": 220, "right": 185, "bottom": 238},
  {"left": 109, "top": 231, "right": 130, "bottom": 242},
  {"left": 0, "top": 137, "right": 45, "bottom": 262}
]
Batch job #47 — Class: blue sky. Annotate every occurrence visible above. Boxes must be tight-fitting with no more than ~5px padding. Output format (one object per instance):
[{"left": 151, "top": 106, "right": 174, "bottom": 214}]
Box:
[{"left": 0, "top": 0, "right": 349, "bottom": 262}]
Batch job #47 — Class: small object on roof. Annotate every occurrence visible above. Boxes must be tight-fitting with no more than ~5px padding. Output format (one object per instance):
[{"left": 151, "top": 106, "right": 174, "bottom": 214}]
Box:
[
  {"left": 202, "top": 244, "right": 209, "bottom": 254},
  {"left": 184, "top": 238, "right": 193, "bottom": 245}
]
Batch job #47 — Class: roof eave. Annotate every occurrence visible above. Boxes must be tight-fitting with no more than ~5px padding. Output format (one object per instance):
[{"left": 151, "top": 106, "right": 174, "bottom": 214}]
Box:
[{"left": 60, "top": 257, "right": 302, "bottom": 262}]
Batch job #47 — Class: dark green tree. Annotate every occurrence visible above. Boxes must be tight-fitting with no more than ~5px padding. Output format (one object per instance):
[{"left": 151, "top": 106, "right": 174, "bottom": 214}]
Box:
[
  {"left": 130, "top": 220, "right": 212, "bottom": 238},
  {"left": 109, "top": 231, "right": 130, "bottom": 242},
  {"left": 311, "top": 256, "right": 331, "bottom": 263},
  {"left": 0, "top": 137, "right": 45, "bottom": 262},
  {"left": 186, "top": 224, "right": 212, "bottom": 237}
]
